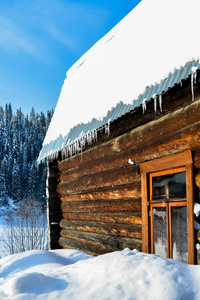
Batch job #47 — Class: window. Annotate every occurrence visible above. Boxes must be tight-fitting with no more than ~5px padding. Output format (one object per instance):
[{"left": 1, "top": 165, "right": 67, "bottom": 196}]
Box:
[
  {"left": 140, "top": 151, "right": 194, "bottom": 264},
  {"left": 150, "top": 168, "right": 187, "bottom": 263}
]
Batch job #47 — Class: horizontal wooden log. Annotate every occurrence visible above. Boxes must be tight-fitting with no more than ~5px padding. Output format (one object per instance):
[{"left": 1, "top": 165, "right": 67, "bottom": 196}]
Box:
[
  {"left": 133, "top": 119, "right": 200, "bottom": 163},
  {"left": 60, "top": 219, "right": 142, "bottom": 239},
  {"left": 58, "top": 97, "right": 200, "bottom": 171},
  {"left": 62, "top": 211, "right": 142, "bottom": 224},
  {"left": 60, "top": 230, "right": 142, "bottom": 253},
  {"left": 60, "top": 164, "right": 139, "bottom": 183},
  {"left": 60, "top": 184, "right": 141, "bottom": 201},
  {"left": 61, "top": 199, "right": 141, "bottom": 213},
  {"left": 58, "top": 167, "right": 140, "bottom": 195},
  {"left": 140, "top": 151, "right": 192, "bottom": 174},
  {"left": 59, "top": 236, "right": 106, "bottom": 255},
  {"left": 59, "top": 182, "right": 141, "bottom": 198}
]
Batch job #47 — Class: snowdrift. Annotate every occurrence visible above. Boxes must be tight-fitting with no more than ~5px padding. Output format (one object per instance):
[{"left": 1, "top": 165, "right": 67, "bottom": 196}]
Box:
[{"left": 0, "top": 249, "right": 200, "bottom": 299}]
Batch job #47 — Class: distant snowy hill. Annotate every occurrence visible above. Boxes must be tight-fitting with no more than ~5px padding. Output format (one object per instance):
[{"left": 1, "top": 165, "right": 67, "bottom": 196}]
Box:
[{"left": 0, "top": 248, "right": 200, "bottom": 299}]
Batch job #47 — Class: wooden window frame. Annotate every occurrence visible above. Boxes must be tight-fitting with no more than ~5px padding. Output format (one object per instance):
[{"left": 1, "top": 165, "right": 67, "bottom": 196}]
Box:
[{"left": 140, "top": 151, "right": 194, "bottom": 264}]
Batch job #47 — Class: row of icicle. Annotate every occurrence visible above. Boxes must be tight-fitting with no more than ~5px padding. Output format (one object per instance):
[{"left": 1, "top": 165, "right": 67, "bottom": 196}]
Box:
[
  {"left": 47, "top": 121, "right": 110, "bottom": 162},
  {"left": 142, "top": 66, "right": 198, "bottom": 114},
  {"left": 48, "top": 66, "right": 198, "bottom": 163}
]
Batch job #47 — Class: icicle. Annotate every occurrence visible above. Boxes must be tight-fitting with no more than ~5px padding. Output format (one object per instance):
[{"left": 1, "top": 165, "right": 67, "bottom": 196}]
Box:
[
  {"left": 91, "top": 130, "right": 95, "bottom": 143},
  {"left": 80, "top": 137, "right": 86, "bottom": 162},
  {"left": 153, "top": 94, "right": 157, "bottom": 112},
  {"left": 142, "top": 98, "right": 147, "bottom": 114},
  {"left": 65, "top": 146, "right": 68, "bottom": 159},
  {"left": 64, "top": 147, "right": 67, "bottom": 159},
  {"left": 191, "top": 66, "right": 197, "bottom": 101},
  {"left": 80, "top": 140, "right": 83, "bottom": 162},
  {"left": 159, "top": 94, "right": 162, "bottom": 112},
  {"left": 87, "top": 132, "right": 93, "bottom": 145},
  {"left": 105, "top": 120, "right": 110, "bottom": 136},
  {"left": 69, "top": 145, "right": 72, "bottom": 157},
  {"left": 61, "top": 149, "right": 64, "bottom": 160}
]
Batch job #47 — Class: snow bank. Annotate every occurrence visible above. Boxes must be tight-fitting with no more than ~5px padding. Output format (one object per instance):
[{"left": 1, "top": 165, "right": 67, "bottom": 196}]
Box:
[
  {"left": 0, "top": 249, "right": 200, "bottom": 299},
  {"left": 43, "top": 0, "right": 200, "bottom": 149}
]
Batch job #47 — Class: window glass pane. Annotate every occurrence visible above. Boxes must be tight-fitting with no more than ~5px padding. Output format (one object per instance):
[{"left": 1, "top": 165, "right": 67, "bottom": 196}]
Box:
[
  {"left": 152, "top": 207, "right": 167, "bottom": 258},
  {"left": 171, "top": 206, "right": 188, "bottom": 263},
  {"left": 152, "top": 171, "right": 186, "bottom": 200}
]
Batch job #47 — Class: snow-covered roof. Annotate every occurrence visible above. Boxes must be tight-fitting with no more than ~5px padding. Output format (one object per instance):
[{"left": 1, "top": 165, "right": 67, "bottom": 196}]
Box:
[{"left": 38, "top": 0, "right": 200, "bottom": 162}]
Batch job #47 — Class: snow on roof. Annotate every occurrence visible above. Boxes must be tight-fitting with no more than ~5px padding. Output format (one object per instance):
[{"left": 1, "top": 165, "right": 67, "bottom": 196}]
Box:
[{"left": 38, "top": 0, "right": 200, "bottom": 162}]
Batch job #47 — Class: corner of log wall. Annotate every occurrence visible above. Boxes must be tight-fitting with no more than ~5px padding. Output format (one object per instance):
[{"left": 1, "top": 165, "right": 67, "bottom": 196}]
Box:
[{"left": 47, "top": 159, "right": 62, "bottom": 250}]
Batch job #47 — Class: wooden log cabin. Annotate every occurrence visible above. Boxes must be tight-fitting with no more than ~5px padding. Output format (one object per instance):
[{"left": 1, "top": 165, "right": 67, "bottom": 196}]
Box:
[{"left": 38, "top": 0, "right": 200, "bottom": 264}]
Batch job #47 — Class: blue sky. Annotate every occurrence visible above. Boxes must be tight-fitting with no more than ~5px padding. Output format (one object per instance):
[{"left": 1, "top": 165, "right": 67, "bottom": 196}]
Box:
[{"left": 0, "top": 0, "right": 141, "bottom": 114}]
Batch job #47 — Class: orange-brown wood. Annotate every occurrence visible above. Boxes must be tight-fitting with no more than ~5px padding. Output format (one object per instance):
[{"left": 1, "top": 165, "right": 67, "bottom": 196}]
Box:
[
  {"left": 60, "top": 165, "right": 139, "bottom": 183},
  {"left": 186, "top": 164, "right": 195, "bottom": 264},
  {"left": 60, "top": 219, "right": 142, "bottom": 239},
  {"left": 60, "top": 184, "right": 141, "bottom": 201},
  {"left": 58, "top": 168, "right": 141, "bottom": 195},
  {"left": 61, "top": 199, "right": 141, "bottom": 213},
  {"left": 140, "top": 151, "right": 192, "bottom": 174},
  {"left": 62, "top": 211, "right": 142, "bottom": 224},
  {"left": 59, "top": 230, "right": 142, "bottom": 254},
  {"left": 141, "top": 173, "right": 149, "bottom": 253}
]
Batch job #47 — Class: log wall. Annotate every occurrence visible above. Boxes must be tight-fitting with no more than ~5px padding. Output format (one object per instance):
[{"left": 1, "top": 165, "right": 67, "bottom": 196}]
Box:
[
  {"left": 55, "top": 93, "right": 200, "bottom": 256},
  {"left": 58, "top": 163, "right": 142, "bottom": 255},
  {"left": 44, "top": 78, "right": 200, "bottom": 257}
]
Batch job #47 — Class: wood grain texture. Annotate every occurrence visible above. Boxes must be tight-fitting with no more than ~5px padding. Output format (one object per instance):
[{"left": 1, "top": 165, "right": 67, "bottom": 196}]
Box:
[
  {"left": 60, "top": 184, "right": 141, "bottom": 201},
  {"left": 59, "top": 230, "right": 142, "bottom": 256},
  {"left": 58, "top": 167, "right": 140, "bottom": 195},
  {"left": 62, "top": 211, "right": 142, "bottom": 224},
  {"left": 60, "top": 219, "right": 142, "bottom": 239},
  {"left": 61, "top": 199, "right": 141, "bottom": 213}
]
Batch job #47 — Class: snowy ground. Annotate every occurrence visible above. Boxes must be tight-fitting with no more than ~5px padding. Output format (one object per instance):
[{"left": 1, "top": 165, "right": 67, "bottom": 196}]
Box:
[{"left": 0, "top": 248, "right": 200, "bottom": 299}]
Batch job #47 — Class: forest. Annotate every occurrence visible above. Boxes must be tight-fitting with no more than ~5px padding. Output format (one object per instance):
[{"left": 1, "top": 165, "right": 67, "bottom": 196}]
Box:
[{"left": 0, "top": 103, "right": 53, "bottom": 209}]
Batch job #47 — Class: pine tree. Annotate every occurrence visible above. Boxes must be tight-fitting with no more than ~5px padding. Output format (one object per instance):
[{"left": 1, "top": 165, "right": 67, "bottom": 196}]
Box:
[
  {"left": 0, "top": 159, "right": 8, "bottom": 206},
  {"left": 0, "top": 103, "right": 52, "bottom": 209}
]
